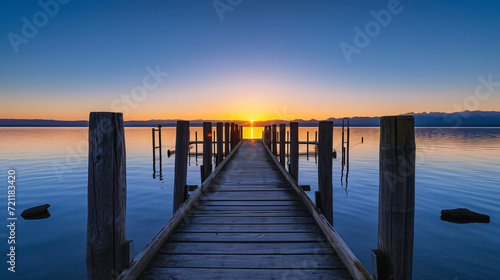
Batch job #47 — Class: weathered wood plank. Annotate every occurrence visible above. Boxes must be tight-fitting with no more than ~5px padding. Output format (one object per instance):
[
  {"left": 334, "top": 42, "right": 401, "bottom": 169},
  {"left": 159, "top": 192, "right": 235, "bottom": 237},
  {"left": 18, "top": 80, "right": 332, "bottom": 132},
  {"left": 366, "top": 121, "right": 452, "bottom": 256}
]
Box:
[
  {"left": 149, "top": 254, "right": 344, "bottom": 269},
  {"left": 184, "top": 216, "right": 316, "bottom": 224},
  {"left": 168, "top": 232, "right": 327, "bottom": 242},
  {"left": 159, "top": 242, "right": 334, "bottom": 254},
  {"left": 188, "top": 210, "right": 309, "bottom": 217},
  {"left": 201, "top": 191, "right": 300, "bottom": 201},
  {"left": 196, "top": 200, "right": 304, "bottom": 206},
  {"left": 192, "top": 205, "right": 305, "bottom": 211},
  {"left": 141, "top": 267, "right": 352, "bottom": 280},
  {"left": 174, "top": 224, "right": 321, "bottom": 233}
]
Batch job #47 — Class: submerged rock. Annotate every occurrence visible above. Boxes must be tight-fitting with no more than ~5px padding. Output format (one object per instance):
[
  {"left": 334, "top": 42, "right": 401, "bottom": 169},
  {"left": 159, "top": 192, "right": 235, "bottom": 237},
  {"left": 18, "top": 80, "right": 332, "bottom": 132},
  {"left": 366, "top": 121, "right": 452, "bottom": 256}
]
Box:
[
  {"left": 21, "top": 204, "right": 51, "bottom": 219},
  {"left": 441, "top": 208, "right": 490, "bottom": 224}
]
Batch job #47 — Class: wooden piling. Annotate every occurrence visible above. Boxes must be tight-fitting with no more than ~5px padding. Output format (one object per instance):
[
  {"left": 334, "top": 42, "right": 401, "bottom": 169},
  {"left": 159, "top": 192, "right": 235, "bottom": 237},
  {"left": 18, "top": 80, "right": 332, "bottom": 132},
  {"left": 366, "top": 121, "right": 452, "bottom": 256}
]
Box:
[
  {"left": 224, "top": 123, "right": 230, "bottom": 157},
  {"left": 318, "top": 121, "right": 333, "bottom": 225},
  {"left": 272, "top": 124, "right": 277, "bottom": 156},
  {"left": 289, "top": 122, "right": 299, "bottom": 182},
  {"left": 203, "top": 122, "right": 213, "bottom": 181},
  {"left": 152, "top": 128, "right": 156, "bottom": 165},
  {"left": 195, "top": 131, "right": 198, "bottom": 160},
  {"left": 279, "top": 124, "right": 286, "bottom": 167},
  {"left": 376, "top": 116, "right": 415, "bottom": 280},
  {"left": 235, "top": 124, "right": 239, "bottom": 145},
  {"left": 87, "top": 112, "right": 127, "bottom": 280},
  {"left": 230, "top": 123, "right": 235, "bottom": 150},
  {"left": 216, "top": 122, "right": 223, "bottom": 166},
  {"left": 173, "top": 121, "right": 189, "bottom": 212},
  {"left": 240, "top": 126, "right": 243, "bottom": 140}
]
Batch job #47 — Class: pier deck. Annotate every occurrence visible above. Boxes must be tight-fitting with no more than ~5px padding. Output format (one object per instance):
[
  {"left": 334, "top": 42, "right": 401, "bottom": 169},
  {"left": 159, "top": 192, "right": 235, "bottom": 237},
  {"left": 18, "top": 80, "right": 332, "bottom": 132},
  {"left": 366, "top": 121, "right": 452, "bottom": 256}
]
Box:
[{"left": 140, "top": 140, "right": 353, "bottom": 279}]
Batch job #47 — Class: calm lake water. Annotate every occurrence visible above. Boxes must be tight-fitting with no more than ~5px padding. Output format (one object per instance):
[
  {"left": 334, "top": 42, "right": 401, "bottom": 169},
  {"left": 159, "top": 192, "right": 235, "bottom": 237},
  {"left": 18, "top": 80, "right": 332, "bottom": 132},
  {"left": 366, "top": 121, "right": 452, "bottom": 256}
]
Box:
[{"left": 0, "top": 127, "right": 499, "bottom": 279}]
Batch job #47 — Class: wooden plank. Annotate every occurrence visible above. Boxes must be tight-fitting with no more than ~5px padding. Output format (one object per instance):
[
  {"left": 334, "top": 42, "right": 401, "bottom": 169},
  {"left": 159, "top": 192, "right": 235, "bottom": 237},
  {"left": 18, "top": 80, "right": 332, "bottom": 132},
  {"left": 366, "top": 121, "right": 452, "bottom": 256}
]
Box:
[
  {"left": 188, "top": 210, "right": 310, "bottom": 217},
  {"left": 196, "top": 200, "right": 304, "bottom": 206},
  {"left": 167, "top": 232, "right": 326, "bottom": 242},
  {"left": 159, "top": 242, "right": 334, "bottom": 254},
  {"left": 191, "top": 205, "right": 305, "bottom": 211},
  {"left": 201, "top": 191, "right": 299, "bottom": 201},
  {"left": 174, "top": 224, "right": 321, "bottom": 233},
  {"left": 149, "top": 254, "right": 344, "bottom": 269},
  {"left": 184, "top": 216, "right": 315, "bottom": 224},
  {"left": 141, "top": 267, "right": 352, "bottom": 280}
]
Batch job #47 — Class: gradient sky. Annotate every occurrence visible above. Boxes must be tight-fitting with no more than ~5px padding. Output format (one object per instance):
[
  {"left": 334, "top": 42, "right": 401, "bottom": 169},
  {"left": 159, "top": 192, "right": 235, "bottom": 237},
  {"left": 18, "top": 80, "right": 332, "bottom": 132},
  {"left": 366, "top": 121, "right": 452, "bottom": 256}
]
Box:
[{"left": 1, "top": 0, "right": 499, "bottom": 121}]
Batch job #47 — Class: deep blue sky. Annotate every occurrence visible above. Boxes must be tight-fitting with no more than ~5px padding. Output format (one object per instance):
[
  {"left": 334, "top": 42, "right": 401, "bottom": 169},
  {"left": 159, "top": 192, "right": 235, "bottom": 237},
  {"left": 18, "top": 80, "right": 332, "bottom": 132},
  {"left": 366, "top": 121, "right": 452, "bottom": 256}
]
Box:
[{"left": 1, "top": 0, "right": 499, "bottom": 120}]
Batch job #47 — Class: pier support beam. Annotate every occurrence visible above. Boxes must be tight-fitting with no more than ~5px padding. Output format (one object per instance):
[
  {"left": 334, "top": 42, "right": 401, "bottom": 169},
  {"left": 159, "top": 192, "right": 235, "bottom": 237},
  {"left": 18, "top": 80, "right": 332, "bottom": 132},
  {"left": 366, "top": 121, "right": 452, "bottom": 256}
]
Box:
[
  {"left": 216, "top": 122, "right": 223, "bottom": 166},
  {"left": 173, "top": 121, "right": 189, "bottom": 212},
  {"left": 279, "top": 124, "right": 286, "bottom": 167},
  {"left": 289, "top": 122, "right": 299, "bottom": 182},
  {"left": 230, "top": 123, "right": 235, "bottom": 150},
  {"left": 272, "top": 124, "right": 277, "bottom": 156},
  {"left": 203, "top": 122, "right": 213, "bottom": 181},
  {"left": 375, "top": 116, "right": 415, "bottom": 280},
  {"left": 224, "top": 123, "right": 230, "bottom": 157},
  {"left": 87, "top": 112, "right": 127, "bottom": 280},
  {"left": 318, "top": 121, "right": 333, "bottom": 225}
]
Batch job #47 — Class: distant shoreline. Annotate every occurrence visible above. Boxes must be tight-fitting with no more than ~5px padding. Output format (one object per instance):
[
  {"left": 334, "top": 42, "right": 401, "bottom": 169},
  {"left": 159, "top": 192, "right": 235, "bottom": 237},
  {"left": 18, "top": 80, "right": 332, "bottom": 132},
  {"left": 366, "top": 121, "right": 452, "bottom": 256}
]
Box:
[{"left": 1, "top": 110, "right": 499, "bottom": 128}]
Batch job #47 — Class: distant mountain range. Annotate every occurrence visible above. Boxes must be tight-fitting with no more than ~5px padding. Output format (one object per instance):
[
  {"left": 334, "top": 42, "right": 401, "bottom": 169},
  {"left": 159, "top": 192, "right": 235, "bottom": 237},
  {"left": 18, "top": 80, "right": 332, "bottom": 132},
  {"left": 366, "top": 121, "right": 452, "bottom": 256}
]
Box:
[{"left": 1, "top": 111, "right": 499, "bottom": 127}]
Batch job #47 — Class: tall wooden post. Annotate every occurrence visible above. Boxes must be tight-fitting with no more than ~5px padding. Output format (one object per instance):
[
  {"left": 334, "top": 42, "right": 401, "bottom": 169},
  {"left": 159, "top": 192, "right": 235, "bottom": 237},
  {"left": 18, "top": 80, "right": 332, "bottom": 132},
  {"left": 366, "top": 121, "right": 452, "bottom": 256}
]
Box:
[
  {"left": 230, "top": 123, "right": 235, "bottom": 150},
  {"left": 195, "top": 131, "right": 198, "bottom": 160},
  {"left": 216, "top": 122, "right": 223, "bottom": 166},
  {"left": 235, "top": 124, "right": 239, "bottom": 145},
  {"left": 203, "top": 122, "right": 213, "bottom": 181},
  {"left": 376, "top": 116, "right": 415, "bottom": 280},
  {"left": 224, "top": 123, "right": 230, "bottom": 157},
  {"left": 279, "top": 124, "right": 286, "bottom": 167},
  {"left": 152, "top": 128, "right": 155, "bottom": 164},
  {"left": 173, "top": 121, "right": 189, "bottom": 212},
  {"left": 87, "top": 112, "right": 127, "bottom": 280},
  {"left": 318, "top": 121, "right": 333, "bottom": 225},
  {"left": 272, "top": 124, "right": 277, "bottom": 156},
  {"left": 289, "top": 122, "right": 299, "bottom": 182},
  {"left": 240, "top": 126, "right": 243, "bottom": 140}
]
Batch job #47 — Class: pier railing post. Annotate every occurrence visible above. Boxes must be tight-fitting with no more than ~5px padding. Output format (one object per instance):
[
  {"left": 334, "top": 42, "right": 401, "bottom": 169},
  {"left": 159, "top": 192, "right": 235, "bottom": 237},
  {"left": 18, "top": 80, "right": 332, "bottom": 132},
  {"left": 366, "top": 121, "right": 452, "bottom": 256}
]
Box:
[
  {"left": 240, "top": 126, "right": 243, "bottom": 140},
  {"left": 230, "top": 123, "right": 235, "bottom": 150},
  {"left": 272, "top": 124, "right": 277, "bottom": 156},
  {"left": 173, "top": 121, "right": 189, "bottom": 212},
  {"left": 318, "top": 121, "right": 333, "bottom": 225},
  {"left": 289, "top": 122, "right": 299, "bottom": 182},
  {"left": 87, "top": 112, "right": 127, "bottom": 280},
  {"left": 375, "top": 116, "right": 415, "bottom": 280},
  {"left": 224, "top": 123, "right": 230, "bottom": 157},
  {"left": 203, "top": 122, "right": 213, "bottom": 181},
  {"left": 216, "top": 122, "right": 223, "bottom": 166},
  {"left": 235, "top": 124, "right": 239, "bottom": 145},
  {"left": 279, "top": 124, "right": 286, "bottom": 167}
]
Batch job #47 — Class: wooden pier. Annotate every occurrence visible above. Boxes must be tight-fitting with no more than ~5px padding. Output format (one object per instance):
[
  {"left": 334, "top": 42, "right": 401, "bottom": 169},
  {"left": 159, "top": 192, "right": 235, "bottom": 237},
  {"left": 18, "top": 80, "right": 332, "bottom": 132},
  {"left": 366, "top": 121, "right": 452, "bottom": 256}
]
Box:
[
  {"left": 139, "top": 139, "right": 358, "bottom": 279},
  {"left": 87, "top": 113, "right": 415, "bottom": 280}
]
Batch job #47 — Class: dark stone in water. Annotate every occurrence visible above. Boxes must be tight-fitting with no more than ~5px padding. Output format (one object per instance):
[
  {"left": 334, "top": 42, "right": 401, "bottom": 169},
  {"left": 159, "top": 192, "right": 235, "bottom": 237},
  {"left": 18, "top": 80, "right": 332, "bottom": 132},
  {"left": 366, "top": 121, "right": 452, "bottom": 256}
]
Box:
[
  {"left": 21, "top": 204, "right": 51, "bottom": 219},
  {"left": 441, "top": 208, "right": 490, "bottom": 224}
]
